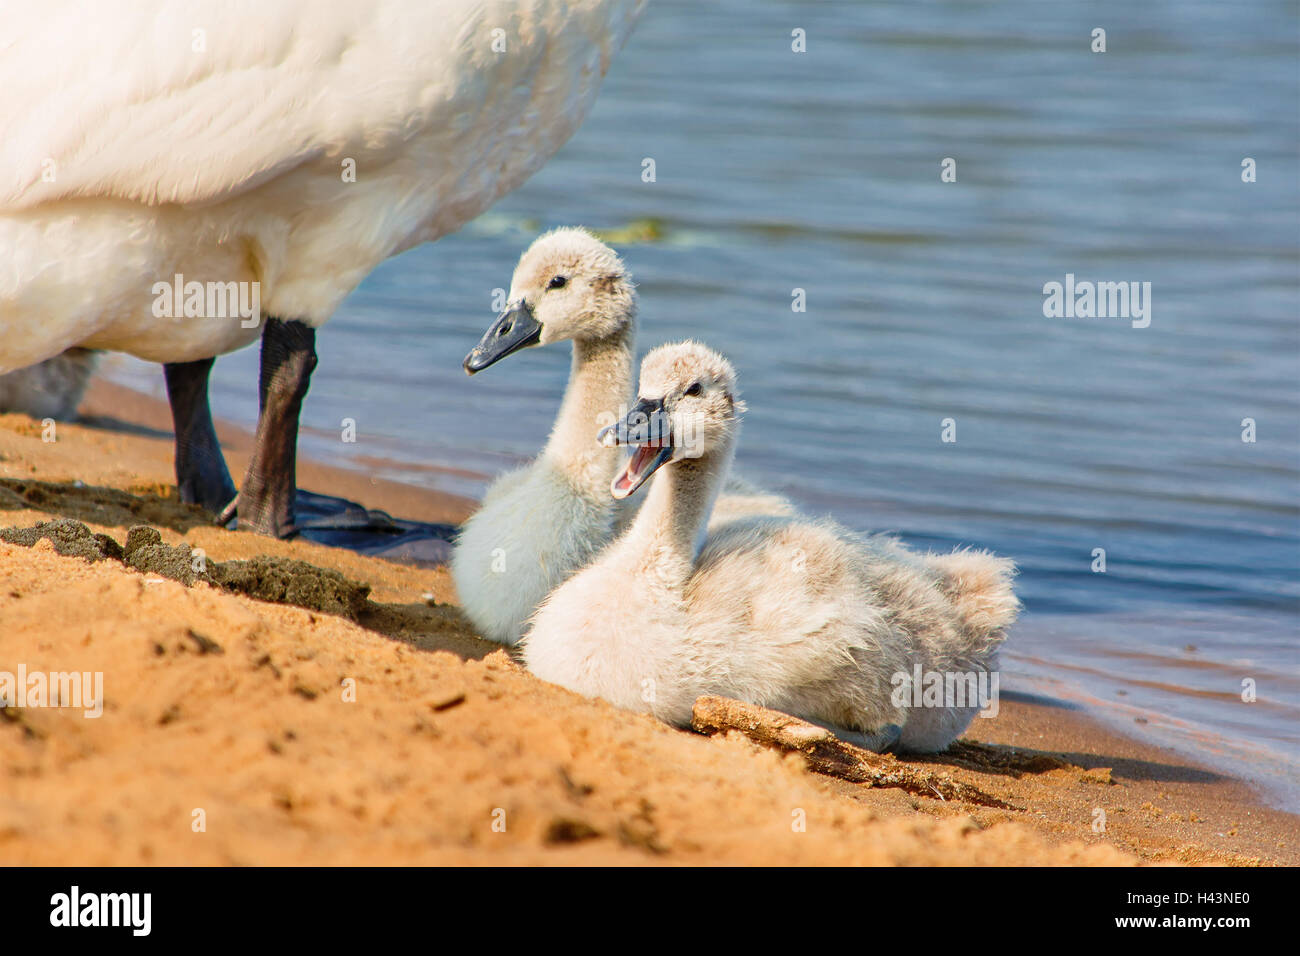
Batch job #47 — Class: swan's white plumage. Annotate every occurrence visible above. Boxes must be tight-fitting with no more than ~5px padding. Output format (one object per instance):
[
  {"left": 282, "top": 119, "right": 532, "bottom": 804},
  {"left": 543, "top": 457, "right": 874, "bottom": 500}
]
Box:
[
  {"left": 523, "top": 342, "right": 1020, "bottom": 753},
  {"left": 0, "top": 0, "right": 646, "bottom": 370}
]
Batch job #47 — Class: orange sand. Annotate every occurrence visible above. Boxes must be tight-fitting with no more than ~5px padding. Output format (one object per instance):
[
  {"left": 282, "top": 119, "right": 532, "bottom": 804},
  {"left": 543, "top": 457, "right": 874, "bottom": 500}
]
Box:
[{"left": 0, "top": 379, "right": 1295, "bottom": 865}]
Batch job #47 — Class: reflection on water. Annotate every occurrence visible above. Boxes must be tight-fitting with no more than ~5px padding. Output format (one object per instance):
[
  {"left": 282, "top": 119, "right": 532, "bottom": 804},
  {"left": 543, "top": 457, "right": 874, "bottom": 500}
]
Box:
[{"left": 101, "top": 1, "right": 1300, "bottom": 808}]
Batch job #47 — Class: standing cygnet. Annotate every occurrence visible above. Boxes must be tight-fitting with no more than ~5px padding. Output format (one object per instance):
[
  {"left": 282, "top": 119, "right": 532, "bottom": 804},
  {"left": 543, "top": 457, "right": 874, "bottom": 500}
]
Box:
[
  {"left": 453, "top": 229, "right": 790, "bottom": 645},
  {"left": 522, "top": 341, "right": 1020, "bottom": 753}
]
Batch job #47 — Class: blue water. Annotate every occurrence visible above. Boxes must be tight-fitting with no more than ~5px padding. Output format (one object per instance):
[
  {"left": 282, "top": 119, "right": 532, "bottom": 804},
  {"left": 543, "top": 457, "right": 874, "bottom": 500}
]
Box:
[{"left": 103, "top": 0, "right": 1300, "bottom": 809}]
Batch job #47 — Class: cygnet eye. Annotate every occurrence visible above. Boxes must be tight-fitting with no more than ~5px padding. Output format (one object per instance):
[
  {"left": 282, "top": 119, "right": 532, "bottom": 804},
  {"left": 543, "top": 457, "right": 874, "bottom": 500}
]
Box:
[
  {"left": 548, "top": 275, "right": 567, "bottom": 290},
  {"left": 685, "top": 382, "right": 703, "bottom": 397}
]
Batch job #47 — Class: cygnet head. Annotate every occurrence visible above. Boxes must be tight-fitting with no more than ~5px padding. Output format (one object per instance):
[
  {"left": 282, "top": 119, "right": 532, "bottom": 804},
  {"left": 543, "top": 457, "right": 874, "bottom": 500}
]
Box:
[
  {"left": 598, "top": 341, "right": 745, "bottom": 499},
  {"left": 463, "top": 228, "right": 635, "bottom": 374}
]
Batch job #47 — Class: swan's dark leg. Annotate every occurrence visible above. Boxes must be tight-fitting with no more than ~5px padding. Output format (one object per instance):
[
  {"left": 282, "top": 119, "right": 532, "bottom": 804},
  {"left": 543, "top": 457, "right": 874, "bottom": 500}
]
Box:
[
  {"left": 219, "top": 318, "right": 317, "bottom": 538},
  {"left": 163, "top": 357, "right": 237, "bottom": 513},
  {"left": 226, "top": 318, "right": 317, "bottom": 537}
]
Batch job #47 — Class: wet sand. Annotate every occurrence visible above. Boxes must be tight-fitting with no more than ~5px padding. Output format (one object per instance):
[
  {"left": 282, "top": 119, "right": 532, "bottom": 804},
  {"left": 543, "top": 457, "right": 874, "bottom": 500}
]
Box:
[{"left": 0, "top": 379, "right": 1295, "bottom": 865}]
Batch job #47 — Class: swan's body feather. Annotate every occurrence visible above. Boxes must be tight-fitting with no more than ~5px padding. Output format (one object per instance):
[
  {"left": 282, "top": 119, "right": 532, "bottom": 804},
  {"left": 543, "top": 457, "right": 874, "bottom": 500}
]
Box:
[{"left": 0, "top": 0, "right": 646, "bottom": 370}]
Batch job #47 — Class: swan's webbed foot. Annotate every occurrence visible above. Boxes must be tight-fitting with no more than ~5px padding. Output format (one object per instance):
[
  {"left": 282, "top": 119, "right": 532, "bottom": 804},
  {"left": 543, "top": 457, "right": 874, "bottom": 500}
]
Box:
[
  {"left": 231, "top": 317, "right": 317, "bottom": 539},
  {"left": 163, "top": 357, "right": 238, "bottom": 514},
  {"left": 215, "top": 493, "right": 238, "bottom": 528}
]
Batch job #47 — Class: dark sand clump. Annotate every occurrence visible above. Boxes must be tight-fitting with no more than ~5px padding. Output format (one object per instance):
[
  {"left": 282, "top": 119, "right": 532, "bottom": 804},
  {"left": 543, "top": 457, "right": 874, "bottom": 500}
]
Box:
[
  {"left": 208, "top": 556, "right": 370, "bottom": 620},
  {"left": 3, "top": 518, "right": 370, "bottom": 619},
  {"left": 0, "top": 517, "right": 124, "bottom": 563}
]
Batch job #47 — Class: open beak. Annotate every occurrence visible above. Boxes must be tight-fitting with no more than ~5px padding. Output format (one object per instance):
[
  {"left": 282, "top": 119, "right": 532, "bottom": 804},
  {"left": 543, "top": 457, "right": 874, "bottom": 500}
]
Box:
[
  {"left": 598, "top": 397, "right": 674, "bottom": 499},
  {"left": 463, "top": 302, "right": 543, "bottom": 374}
]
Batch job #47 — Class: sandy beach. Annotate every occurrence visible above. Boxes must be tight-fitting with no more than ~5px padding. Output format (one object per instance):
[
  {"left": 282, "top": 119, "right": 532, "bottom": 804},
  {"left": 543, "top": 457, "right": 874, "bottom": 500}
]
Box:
[{"left": 0, "top": 378, "right": 1294, "bottom": 866}]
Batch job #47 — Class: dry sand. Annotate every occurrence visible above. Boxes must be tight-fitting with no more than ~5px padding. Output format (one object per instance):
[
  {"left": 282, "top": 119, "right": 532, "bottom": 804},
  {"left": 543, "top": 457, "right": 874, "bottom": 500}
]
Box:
[{"left": 0, "top": 378, "right": 1295, "bottom": 866}]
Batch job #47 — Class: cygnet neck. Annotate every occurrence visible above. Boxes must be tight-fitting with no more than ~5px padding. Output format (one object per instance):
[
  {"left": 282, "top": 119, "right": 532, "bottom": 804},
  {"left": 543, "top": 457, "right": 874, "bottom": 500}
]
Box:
[
  {"left": 621, "top": 428, "right": 737, "bottom": 587},
  {"left": 541, "top": 320, "right": 635, "bottom": 491}
]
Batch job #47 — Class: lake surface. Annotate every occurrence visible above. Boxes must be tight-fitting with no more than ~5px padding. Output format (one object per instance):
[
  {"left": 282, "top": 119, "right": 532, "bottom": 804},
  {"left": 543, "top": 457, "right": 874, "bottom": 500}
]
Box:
[{"left": 103, "top": 0, "right": 1300, "bottom": 809}]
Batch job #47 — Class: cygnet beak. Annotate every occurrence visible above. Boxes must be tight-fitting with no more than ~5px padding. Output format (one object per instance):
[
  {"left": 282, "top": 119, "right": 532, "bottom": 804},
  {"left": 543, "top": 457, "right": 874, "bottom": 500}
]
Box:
[
  {"left": 463, "top": 302, "right": 542, "bottom": 374},
  {"left": 599, "top": 397, "right": 674, "bottom": 499}
]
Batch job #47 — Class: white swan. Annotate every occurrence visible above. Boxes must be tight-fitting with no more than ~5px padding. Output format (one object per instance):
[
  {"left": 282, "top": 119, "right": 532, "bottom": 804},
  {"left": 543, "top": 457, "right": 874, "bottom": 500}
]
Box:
[
  {"left": 453, "top": 229, "right": 792, "bottom": 645},
  {"left": 0, "top": 0, "right": 646, "bottom": 535},
  {"left": 523, "top": 341, "right": 1020, "bottom": 753}
]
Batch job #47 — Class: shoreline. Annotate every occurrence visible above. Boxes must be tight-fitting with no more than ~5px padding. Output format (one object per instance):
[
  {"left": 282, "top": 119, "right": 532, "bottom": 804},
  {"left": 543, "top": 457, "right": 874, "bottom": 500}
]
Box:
[
  {"left": 0, "top": 375, "right": 1294, "bottom": 864},
  {"left": 80, "top": 378, "right": 480, "bottom": 527}
]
